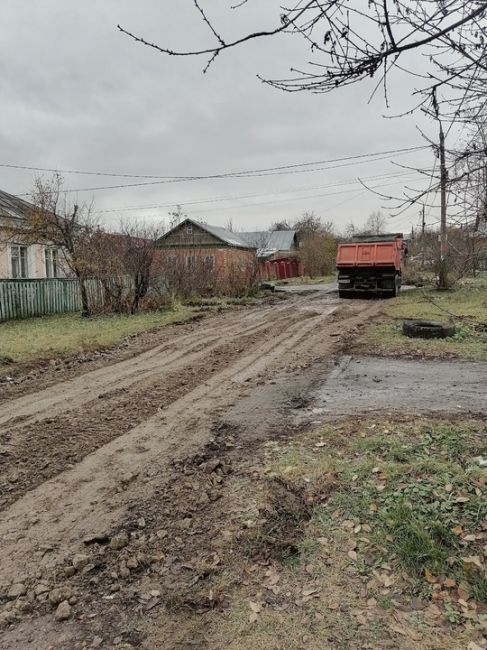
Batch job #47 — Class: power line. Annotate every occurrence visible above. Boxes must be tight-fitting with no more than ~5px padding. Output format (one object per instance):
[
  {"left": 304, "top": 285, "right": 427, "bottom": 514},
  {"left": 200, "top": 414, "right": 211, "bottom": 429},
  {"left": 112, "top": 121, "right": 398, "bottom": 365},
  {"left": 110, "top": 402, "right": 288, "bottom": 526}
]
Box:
[
  {"left": 2, "top": 145, "right": 428, "bottom": 181},
  {"left": 96, "top": 169, "right": 424, "bottom": 214},
  {"left": 12, "top": 147, "right": 431, "bottom": 196},
  {"left": 117, "top": 177, "right": 424, "bottom": 217}
]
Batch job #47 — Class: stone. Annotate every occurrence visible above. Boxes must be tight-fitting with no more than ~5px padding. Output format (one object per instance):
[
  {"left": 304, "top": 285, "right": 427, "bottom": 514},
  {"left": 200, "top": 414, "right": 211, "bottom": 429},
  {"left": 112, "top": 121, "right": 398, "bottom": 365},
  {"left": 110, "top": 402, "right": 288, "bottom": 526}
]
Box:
[
  {"left": 72, "top": 554, "right": 90, "bottom": 571},
  {"left": 110, "top": 532, "right": 129, "bottom": 550},
  {"left": 81, "top": 563, "right": 96, "bottom": 575},
  {"left": 119, "top": 562, "right": 130, "bottom": 579},
  {"left": 92, "top": 637, "right": 103, "bottom": 648},
  {"left": 137, "top": 518, "right": 146, "bottom": 529},
  {"left": 7, "top": 583, "right": 26, "bottom": 599},
  {"left": 54, "top": 600, "right": 71, "bottom": 621},
  {"left": 34, "top": 583, "right": 50, "bottom": 596},
  {"left": 64, "top": 566, "right": 76, "bottom": 578},
  {"left": 49, "top": 587, "right": 72, "bottom": 606},
  {"left": 0, "top": 610, "right": 17, "bottom": 627},
  {"left": 126, "top": 556, "right": 138, "bottom": 570}
]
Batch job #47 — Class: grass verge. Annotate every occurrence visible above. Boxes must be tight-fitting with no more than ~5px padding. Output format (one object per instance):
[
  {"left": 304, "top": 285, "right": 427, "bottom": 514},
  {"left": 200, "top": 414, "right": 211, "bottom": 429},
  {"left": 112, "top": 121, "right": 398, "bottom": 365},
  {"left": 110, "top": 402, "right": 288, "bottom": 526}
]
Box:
[
  {"left": 362, "top": 277, "right": 487, "bottom": 360},
  {"left": 187, "top": 416, "right": 487, "bottom": 649},
  {"left": 0, "top": 306, "right": 192, "bottom": 366}
]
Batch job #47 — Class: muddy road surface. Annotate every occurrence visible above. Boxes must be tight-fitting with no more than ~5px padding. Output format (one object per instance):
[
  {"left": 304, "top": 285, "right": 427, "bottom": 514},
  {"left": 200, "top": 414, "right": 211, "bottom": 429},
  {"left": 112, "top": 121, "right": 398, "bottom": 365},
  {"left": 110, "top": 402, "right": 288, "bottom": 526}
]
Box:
[{"left": 0, "top": 292, "right": 380, "bottom": 648}]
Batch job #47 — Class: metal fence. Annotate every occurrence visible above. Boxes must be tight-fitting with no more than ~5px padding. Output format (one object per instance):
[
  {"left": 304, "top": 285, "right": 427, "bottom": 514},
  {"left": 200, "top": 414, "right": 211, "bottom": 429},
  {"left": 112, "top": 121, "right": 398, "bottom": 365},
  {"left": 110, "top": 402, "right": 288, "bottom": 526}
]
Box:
[{"left": 0, "top": 278, "right": 104, "bottom": 322}]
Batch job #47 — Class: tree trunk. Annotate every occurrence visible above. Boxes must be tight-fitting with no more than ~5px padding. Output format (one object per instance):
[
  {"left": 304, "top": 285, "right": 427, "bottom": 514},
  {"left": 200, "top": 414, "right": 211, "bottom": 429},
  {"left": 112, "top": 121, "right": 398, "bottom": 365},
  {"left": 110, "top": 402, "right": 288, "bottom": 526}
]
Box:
[{"left": 79, "top": 276, "right": 91, "bottom": 318}]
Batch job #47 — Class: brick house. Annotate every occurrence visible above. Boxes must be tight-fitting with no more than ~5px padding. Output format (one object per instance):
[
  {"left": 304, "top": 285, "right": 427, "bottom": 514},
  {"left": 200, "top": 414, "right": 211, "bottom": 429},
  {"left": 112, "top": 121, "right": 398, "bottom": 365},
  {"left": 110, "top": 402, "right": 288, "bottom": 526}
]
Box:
[
  {"left": 0, "top": 189, "right": 64, "bottom": 279},
  {"left": 155, "top": 218, "right": 258, "bottom": 293}
]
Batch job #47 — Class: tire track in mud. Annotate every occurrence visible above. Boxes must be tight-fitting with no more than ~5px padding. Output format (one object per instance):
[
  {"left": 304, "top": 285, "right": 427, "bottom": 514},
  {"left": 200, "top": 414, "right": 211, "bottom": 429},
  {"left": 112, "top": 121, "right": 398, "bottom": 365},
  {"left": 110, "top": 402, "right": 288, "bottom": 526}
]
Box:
[
  {"left": 0, "top": 298, "right": 378, "bottom": 592},
  {"left": 0, "top": 299, "right": 304, "bottom": 429},
  {"left": 0, "top": 305, "right": 325, "bottom": 510}
]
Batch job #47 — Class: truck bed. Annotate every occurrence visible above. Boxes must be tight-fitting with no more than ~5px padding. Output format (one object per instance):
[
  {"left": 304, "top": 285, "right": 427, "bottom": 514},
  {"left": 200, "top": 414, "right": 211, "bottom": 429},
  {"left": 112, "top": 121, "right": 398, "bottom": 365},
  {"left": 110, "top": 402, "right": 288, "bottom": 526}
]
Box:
[{"left": 336, "top": 241, "right": 399, "bottom": 268}]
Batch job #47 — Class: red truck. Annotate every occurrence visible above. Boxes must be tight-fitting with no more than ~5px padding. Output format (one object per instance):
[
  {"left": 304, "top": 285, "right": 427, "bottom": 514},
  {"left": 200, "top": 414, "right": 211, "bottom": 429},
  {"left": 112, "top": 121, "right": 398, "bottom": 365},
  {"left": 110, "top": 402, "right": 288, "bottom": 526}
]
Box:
[{"left": 336, "top": 233, "right": 407, "bottom": 298}]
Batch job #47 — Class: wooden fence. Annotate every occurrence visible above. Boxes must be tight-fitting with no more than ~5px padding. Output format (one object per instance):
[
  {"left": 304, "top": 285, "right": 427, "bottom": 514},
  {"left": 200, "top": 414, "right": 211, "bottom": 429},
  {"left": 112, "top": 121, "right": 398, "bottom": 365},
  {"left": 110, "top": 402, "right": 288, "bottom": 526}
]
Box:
[{"left": 0, "top": 279, "right": 105, "bottom": 322}]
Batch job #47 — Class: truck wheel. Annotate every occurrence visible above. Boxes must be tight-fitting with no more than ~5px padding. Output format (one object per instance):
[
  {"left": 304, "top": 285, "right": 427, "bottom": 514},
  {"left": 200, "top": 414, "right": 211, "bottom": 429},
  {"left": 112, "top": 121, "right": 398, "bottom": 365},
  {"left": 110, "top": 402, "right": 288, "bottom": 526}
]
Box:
[
  {"left": 392, "top": 274, "right": 401, "bottom": 297},
  {"left": 338, "top": 290, "right": 348, "bottom": 299}
]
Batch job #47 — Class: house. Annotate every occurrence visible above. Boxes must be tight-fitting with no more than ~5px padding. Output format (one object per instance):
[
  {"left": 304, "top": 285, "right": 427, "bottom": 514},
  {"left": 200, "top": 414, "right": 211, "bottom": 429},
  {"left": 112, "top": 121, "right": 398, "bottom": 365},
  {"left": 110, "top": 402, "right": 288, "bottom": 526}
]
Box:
[
  {"left": 155, "top": 218, "right": 303, "bottom": 286},
  {"left": 155, "top": 218, "right": 258, "bottom": 293},
  {"left": 0, "top": 189, "right": 64, "bottom": 279},
  {"left": 238, "top": 230, "right": 302, "bottom": 280}
]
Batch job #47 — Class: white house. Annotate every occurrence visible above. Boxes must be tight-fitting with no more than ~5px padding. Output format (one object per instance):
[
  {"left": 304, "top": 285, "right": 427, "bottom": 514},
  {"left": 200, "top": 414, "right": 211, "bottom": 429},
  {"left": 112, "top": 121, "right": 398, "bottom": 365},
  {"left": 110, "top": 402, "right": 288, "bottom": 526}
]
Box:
[{"left": 0, "top": 189, "right": 63, "bottom": 279}]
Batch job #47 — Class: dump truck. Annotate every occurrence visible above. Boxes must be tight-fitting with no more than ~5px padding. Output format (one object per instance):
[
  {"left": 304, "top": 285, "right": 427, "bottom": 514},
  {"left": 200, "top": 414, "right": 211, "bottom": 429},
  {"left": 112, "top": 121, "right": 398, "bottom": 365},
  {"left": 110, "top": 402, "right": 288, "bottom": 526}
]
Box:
[{"left": 336, "top": 233, "right": 406, "bottom": 298}]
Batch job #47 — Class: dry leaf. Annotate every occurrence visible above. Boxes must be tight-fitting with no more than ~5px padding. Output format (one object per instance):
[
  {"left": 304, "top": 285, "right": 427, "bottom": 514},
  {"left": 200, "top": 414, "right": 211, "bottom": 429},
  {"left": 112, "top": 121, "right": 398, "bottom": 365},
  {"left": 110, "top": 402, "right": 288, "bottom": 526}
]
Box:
[
  {"left": 443, "top": 577, "right": 456, "bottom": 588},
  {"left": 445, "top": 483, "right": 453, "bottom": 492},
  {"left": 249, "top": 612, "right": 259, "bottom": 624},
  {"left": 452, "top": 525, "right": 463, "bottom": 535},
  {"left": 249, "top": 601, "right": 262, "bottom": 614},
  {"left": 348, "top": 550, "right": 358, "bottom": 561},
  {"left": 455, "top": 495, "right": 470, "bottom": 503},
  {"left": 467, "top": 642, "right": 484, "bottom": 650},
  {"left": 424, "top": 569, "right": 437, "bottom": 584},
  {"left": 463, "top": 556, "right": 483, "bottom": 570},
  {"left": 302, "top": 587, "right": 319, "bottom": 597}
]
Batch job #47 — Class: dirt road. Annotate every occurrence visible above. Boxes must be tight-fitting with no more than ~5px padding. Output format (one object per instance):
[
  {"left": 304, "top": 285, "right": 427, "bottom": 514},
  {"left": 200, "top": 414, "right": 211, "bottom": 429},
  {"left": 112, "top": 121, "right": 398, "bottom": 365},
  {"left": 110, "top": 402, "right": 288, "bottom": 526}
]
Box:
[{"left": 0, "top": 292, "right": 379, "bottom": 648}]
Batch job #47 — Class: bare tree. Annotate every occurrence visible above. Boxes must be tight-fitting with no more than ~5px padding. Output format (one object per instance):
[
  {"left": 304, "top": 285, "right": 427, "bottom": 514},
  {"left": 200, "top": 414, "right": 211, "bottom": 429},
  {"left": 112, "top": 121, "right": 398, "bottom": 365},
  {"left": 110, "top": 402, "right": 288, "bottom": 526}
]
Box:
[
  {"left": 120, "top": 221, "right": 163, "bottom": 314},
  {"left": 364, "top": 211, "right": 387, "bottom": 235},
  {"left": 118, "top": 2, "right": 487, "bottom": 114},
  {"left": 27, "top": 175, "right": 97, "bottom": 317}
]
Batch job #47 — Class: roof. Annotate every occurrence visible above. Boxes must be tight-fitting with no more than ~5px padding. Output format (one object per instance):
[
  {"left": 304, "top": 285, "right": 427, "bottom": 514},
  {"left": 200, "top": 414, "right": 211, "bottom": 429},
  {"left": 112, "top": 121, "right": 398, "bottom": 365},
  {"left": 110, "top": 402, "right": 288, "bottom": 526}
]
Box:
[
  {"left": 157, "top": 219, "right": 298, "bottom": 254},
  {"left": 239, "top": 230, "right": 297, "bottom": 252},
  {"left": 158, "top": 218, "right": 255, "bottom": 249},
  {"left": 0, "top": 189, "right": 35, "bottom": 222},
  {"left": 199, "top": 222, "right": 253, "bottom": 249}
]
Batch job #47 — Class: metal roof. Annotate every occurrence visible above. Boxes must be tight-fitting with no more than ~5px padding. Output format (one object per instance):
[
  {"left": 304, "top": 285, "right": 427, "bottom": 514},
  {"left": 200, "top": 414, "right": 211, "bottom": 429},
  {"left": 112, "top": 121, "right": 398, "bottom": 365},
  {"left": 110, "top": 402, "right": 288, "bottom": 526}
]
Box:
[
  {"left": 239, "top": 230, "right": 297, "bottom": 251},
  {"left": 199, "top": 222, "right": 254, "bottom": 249},
  {"left": 157, "top": 219, "right": 256, "bottom": 249},
  {"left": 0, "top": 189, "right": 34, "bottom": 222}
]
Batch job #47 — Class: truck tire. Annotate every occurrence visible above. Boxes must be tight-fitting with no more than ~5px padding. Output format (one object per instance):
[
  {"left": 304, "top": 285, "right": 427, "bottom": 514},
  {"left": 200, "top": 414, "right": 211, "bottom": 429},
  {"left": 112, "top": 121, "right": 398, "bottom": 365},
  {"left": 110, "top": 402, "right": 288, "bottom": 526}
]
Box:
[
  {"left": 338, "top": 290, "right": 348, "bottom": 299},
  {"left": 402, "top": 319, "right": 456, "bottom": 339},
  {"left": 392, "top": 274, "right": 401, "bottom": 297}
]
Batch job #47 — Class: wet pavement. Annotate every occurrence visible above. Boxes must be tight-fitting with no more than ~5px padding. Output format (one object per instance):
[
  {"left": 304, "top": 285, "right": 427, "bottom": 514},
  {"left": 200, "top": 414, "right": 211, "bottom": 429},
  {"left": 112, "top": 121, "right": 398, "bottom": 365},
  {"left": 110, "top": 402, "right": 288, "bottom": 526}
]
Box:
[{"left": 313, "top": 355, "right": 487, "bottom": 415}]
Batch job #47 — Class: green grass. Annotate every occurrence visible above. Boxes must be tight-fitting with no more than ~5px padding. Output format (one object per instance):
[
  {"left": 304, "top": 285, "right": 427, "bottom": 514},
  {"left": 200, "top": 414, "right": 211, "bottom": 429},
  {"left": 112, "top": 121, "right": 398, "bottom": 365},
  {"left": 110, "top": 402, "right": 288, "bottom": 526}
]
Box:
[
  {"left": 0, "top": 306, "right": 192, "bottom": 366},
  {"left": 271, "top": 418, "right": 487, "bottom": 609},
  {"left": 364, "top": 277, "right": 487, "bottom": 360}
]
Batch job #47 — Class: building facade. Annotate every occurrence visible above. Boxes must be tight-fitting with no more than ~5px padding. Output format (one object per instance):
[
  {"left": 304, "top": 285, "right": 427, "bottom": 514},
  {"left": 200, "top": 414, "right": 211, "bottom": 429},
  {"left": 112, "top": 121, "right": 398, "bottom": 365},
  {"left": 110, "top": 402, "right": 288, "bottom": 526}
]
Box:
[{"left": 0, "top": 190, "right": 64, "bottom": 279}]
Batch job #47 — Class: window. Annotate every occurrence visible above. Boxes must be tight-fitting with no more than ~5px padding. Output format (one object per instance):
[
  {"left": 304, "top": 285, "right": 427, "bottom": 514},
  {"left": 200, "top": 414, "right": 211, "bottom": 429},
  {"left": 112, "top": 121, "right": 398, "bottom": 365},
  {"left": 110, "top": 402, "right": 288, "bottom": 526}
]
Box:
[
  {"left": 186, "top": 223, "right": 193, "bottom": 235},
  {"left": 11, "top": 245, "right": 28, "bottom": 279},
  {"left": 186, "top": 255, "right": 196, "bottom": 270},
  {"left": 203, "top": 255, "right": 215, "bottom": 271},
  {"left": 45, "top": 248, "right": 60, "bottom": 278}
]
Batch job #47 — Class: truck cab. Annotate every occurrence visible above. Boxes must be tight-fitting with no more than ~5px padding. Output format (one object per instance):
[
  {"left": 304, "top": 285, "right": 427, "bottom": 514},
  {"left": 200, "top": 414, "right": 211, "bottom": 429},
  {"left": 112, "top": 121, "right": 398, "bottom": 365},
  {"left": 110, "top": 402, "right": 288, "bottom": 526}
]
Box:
[{"left": 336, "top": 233, "right": 406, "bottom": 298}]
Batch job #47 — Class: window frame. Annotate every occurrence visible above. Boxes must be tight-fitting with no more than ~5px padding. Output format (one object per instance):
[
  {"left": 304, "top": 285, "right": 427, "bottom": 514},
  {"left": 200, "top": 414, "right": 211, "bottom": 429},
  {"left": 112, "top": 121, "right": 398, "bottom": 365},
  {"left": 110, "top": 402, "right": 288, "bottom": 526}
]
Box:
[
  {"left": 10, "top": 244, "right": 29, "bottom": 279},
  {"left": 203, "top": 254, "right": 215, "bottom": 271},
  {"left": 45, "top": 247, "right": 60, "bottom": 278}
]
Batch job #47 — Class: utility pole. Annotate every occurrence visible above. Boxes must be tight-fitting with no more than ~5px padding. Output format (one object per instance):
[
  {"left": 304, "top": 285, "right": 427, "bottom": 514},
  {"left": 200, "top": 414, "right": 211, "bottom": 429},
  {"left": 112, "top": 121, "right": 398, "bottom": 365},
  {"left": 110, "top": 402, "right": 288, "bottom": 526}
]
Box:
[
  {"left": 421, "top": 205, "right": 425, "bottom": 268},
  {"left": 439, "top": 120, "right": 448, "bottom": 288}
]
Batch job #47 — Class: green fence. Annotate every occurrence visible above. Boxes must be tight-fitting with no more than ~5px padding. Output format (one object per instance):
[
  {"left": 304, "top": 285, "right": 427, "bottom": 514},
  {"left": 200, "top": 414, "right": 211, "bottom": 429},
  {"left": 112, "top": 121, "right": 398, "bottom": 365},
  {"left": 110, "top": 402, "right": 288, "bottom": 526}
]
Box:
[{"left": 0, "top": 279, "right": 104, "bottom": 322}]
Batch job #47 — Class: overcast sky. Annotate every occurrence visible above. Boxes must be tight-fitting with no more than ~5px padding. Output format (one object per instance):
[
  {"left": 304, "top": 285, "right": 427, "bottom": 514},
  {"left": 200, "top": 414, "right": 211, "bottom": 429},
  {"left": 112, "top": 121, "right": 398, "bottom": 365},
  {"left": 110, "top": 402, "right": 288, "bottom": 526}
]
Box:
[{"left": 1, "top": 1, "right": 440, "bottom": 233}]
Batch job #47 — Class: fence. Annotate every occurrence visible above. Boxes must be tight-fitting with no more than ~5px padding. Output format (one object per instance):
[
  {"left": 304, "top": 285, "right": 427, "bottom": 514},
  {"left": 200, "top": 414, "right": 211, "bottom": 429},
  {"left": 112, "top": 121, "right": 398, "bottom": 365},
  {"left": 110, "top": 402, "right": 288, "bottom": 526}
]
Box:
[{"left": 0, "top": 278, "right": 105, "bottom": 322}]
